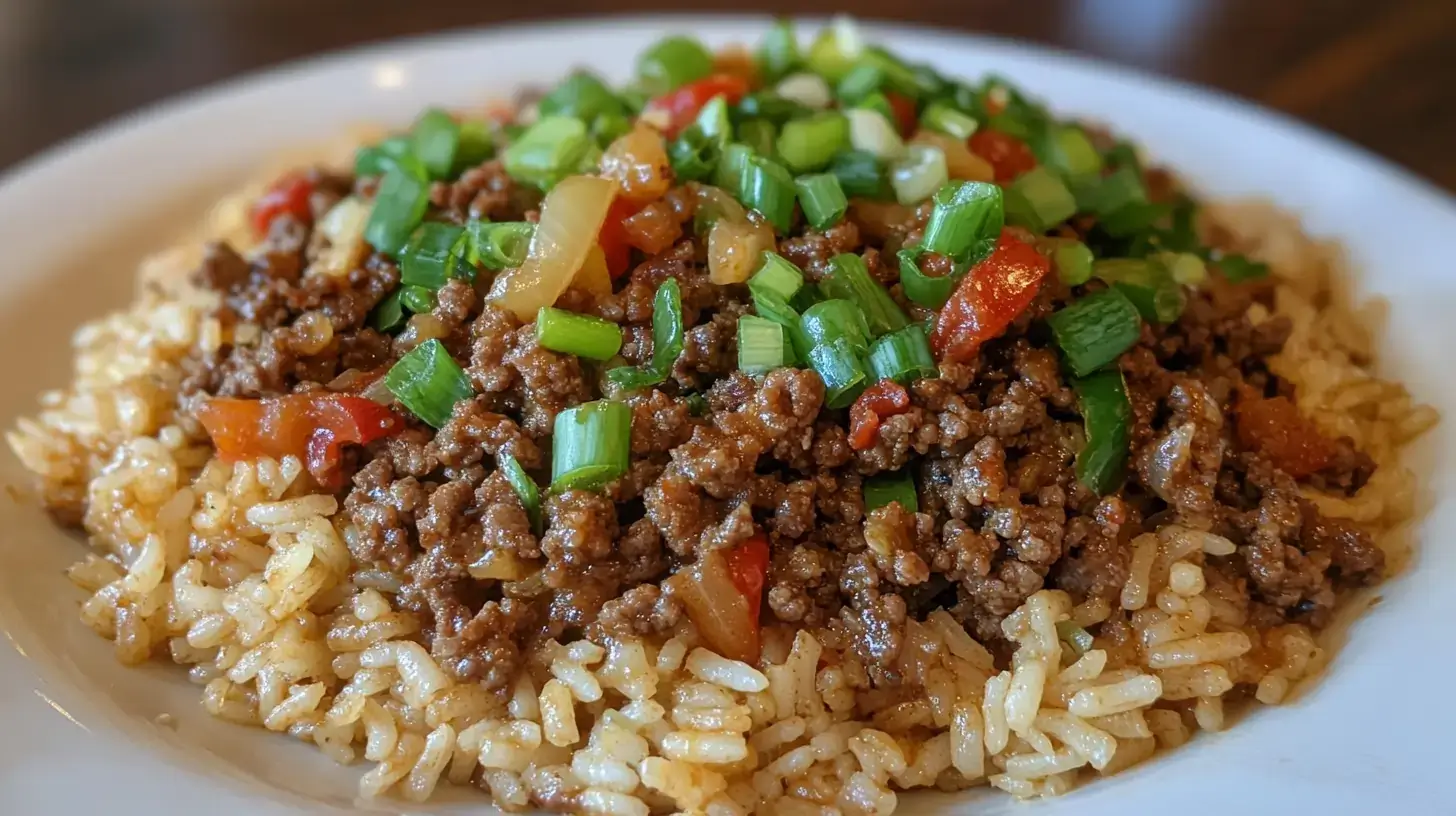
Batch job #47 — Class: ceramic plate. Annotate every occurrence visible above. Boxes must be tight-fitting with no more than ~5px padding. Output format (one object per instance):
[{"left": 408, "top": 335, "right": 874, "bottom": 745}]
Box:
[{"left": 1, "top": 15, "right": 1452, "bottom": 815}]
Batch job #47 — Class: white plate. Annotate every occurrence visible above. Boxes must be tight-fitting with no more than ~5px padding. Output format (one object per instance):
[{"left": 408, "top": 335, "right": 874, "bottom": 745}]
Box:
[{"left": 1, "top": 15, "right": 1453, "bottom": 815}]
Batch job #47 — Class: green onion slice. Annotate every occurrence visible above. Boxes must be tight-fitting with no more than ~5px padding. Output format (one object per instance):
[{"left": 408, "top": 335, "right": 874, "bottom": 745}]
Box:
[
  {"left": 1094, "top": 258, "right": 1186, "bottom": 323},
  {"left": 466, "top": 221, "right": 535, "bottom": 271},
  {"left": 749, "top": 252, "right": 805, "bottom": 302},
  {"left": 805, "top": 16, "right": 866, "bottom": 83},
  {"left": 869, "top": 324, "right": 938, "bottom": 384},
  {"left": 829, "top": 150, "right": 891, "bottom": 200},
  {"left": 637, "top": 35, "right": 714, "bottom": 94},
  {"left": 411, "top": 108, "right": 462, "bottom": 180},
  {"left": 715, "top": 143, "right": 754, "bottom": 193},
  {"left": 1217, "top": 253, "right": 1270, "bottom": 282},
  {"left": 607, "top": 278, "right": 684, "bottom": 389},
  {"left": 864, "top": 471, "right": 919, "bottom": 513},
  {"left": 550, "top": 400, "right": 632, "bottom": 492},
  {"left": 498, "top": 452, "right": 543, "bottom": 535},
  {"left": 808, "top": 337, "right": 870, "bottom": 409},
  {"left": 795, "top": 173, "right": 849, "bottom": 231},
  {"left": 738, "top": 118, "right": 779, "bottom": 157},
  {"left": 890, "top": 144, "right": 949, "bottom": 206},
  {"left": 921, "top": 181, "right": 1003, "bottom": 267},
  {"left": 1005, "top": 166, "right": 1077, "bottom": 233},
  {"left": 501, "top": 116, "right": 595, "bottom": 190},
  {"left": 369, "top": 288, "right": 406, "bottom": 333},
  {"left": 536, "top": 307, "right": 624, "bottom": 361},
  {"left": 364, "top": 167, "right": 431, "bottom": 257},
  {"left": 897, "top": 247, "right": 959, "bottom": 309},
  {"left": 801, "top": 298, "right": 872, "bottom": 356},
  {"left": 757, "top": 18, "right": 803, "bottom": 83},
  {"left": 738, "top": 315, "right": 789, "bottom": 374},
  {"left": 920, "top": 101, "right": 979, "bottom": 140},
  {"left": 1047, "top": 288, "right": 1142, "bottom": 377},
  {"left": 355, "top": 136, "right": 419, "bottom": 179},
  {"left": 1073, "top": 369, "right": 1133, "bottom": 495},
  {"left": 820, "top": 253, "right": 908, "bottom": 337},
  {"left": 538, "top": 71, "right": 626, "bottom": 123},
  {"left": 777, "top": 112, "right": 850, "bottom": 174},
  {"left": 400, "top": 285, "right": 437, "bottom": 315},
  {"left": 740, "top": 155, "right": 798, "bottom": 233},
  {"left": 385, "top": 338, "right": 475, "bottom": 428},
  {"left": 1052, "top": 240, "right": 1095, "bottom": 286},
  {"left": 401, "top": 222, "right": 471, "bottom": 289}
]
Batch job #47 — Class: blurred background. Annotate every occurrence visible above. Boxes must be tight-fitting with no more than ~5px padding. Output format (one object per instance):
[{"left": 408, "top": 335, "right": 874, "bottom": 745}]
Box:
[{"left": 2, "top": 0, "right": 1453, "bottom": 189}]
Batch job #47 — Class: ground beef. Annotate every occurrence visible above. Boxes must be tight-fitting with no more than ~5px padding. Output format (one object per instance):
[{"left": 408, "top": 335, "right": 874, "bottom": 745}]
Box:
[{"left": 178, "top": 159, "right": 1390, "bottom": 697}]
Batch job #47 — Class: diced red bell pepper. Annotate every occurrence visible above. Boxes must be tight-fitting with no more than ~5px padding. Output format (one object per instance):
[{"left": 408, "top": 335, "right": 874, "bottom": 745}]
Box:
[
  {"left": 722, "top": 534, "right": 770, "bottom": 630},
  {"left": 598, "top": 198, "right": 639, "bottom": 279},
  {"left": 647, "top": 74, "right": 752, "bottom": 138},
  {"left": 968, "top": 129, "right": 1038, "bottom": 183},
  {"left": 1235, "top": 386, "right": 1336, "bottom": 478},
  {"left": 932, "top": 229, "right": 1051, "bottom": 363},
  {"left": 197, "top": 394, "right": 402, "bottom": 487},
  {"left": 848, "top": 381, "right": 912, "bottom": 451},
  {"left": 251, "top": 172, "right": 315, "bottom": 235},
  {"left": 885, "top": 91, "right": 919, "bottom": 138}
]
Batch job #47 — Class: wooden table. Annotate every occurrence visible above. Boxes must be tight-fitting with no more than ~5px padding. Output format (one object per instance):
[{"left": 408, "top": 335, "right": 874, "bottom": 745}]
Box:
[{"left": 4, "top": 0, "right": 1454, "bottom": 190}]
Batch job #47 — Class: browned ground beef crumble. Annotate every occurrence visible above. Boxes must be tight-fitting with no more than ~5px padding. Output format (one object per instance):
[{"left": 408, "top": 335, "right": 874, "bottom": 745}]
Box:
[{"left": 179, "top": 156, "right": 1382, "bottom": 698}]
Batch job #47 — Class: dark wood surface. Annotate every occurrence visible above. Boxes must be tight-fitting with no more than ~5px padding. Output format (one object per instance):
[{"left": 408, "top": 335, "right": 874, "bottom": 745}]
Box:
[{"left": 4, "top": 0, "right": 1455, "bottom": 190}]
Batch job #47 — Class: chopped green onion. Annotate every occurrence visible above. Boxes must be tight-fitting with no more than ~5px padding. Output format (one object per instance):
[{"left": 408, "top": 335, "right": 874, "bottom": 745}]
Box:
[
  {"left": 498, "top": 453, "right": 542, "bottom": 535},
  {"left": 869, "top": 324, "right": 937, "bottom": 384},
  {"left": 890, "top": 144, "right": 949, "bottom": 206},
  {"left": 863, "top": 471, "right": 918, "bottom": 513},
  {"left": 738, "top": 315, "right": 789, "bottom": 374},
  {"left": 400, "top": 285, "right": 437, "bottom": 315},
  {"left": 607, "top": 278, "right": 683, "bottom": 389},
  {"left": 364, "top": 167, "right": 431, "bottom": 257},
  {"left": 590, "top": 112, "right": 633, "bottom": 147},
  {"left": 735, "top": 93, "right": 813, "bottom": 125},
  {"left": 897, "top": 247, "right": 959, "bottom": 309},
  {"left": 1056, "top": 620, "right": 1095, "bottom": 655},
  {"left": 776, "top": 73, "right": 833, "bottom": 109},
  {"left": 385, "top": 338, "right": 474, "bottom": 428},
  {"left": 921, "top": 181, "right": 1004, "bottom": 266},
  {"left": 550, "top": 400, "right": 632, "bottom": 492},
  {"left": 738, "top": 118, "right": 779, "bottom": 157},
  {"left": 401, "top": 222, "right": 471, "bottom": 289},
  {"left": 909, "top": 63, "right": 950, "bottom": 101},
  {"left": 1005, "top": 167, "right": 1077, "bottom": 233},
  {"left": 835, "top": 63, "right": 885, "bottom": 105},
  {"left": 805, "top": 15, "right": 866, "bottom": 82},
  {"left": 1073, "top": 369, "right": 1132, "bottom": 495},
  {"left": 919, "top": 101, "right": 979, "bottom": 140},
  {"left": 694, "top": 95, "right": 732, "bottom": 141},
  {"left": 685, "top": 392, "right": 709, "bottom": 417},
  {"left": 1074, "top": 165, "right": 1147, "bottom": 217},
  {"left": 821, "top": 253, "right": 908, "bottom": 337},
  {"left": 862, "top": 47, "right": 922, "bottom": 99},
  {"left": 355, "top": 136, "right": 415, "bottom": 178},
  {"left": 1048, "top": 126, "right": 1103, "bottom": 179},
  {"left": 1104, "top": 141, "right": 1142, "bottom": 172},
  {"left": 501, "top": 116, "right": 595, "bottom": 190},
  {"left": 749, "top": 252, "right": 805, "bottom": 302},
  {"left": 795, "top": 173, "right": 849, "bottom": 231},
  {"left": 846, "top": 108, "right": 905, "bottom": 160},
  {"left": 829, "top": 150, "right": 891, "bottom": 199},
  {"left": 715, "top": 143, "right": 754, "bottom": 192},
  {"left": 801, "top": 299, "right": 872, "bottom": 356},
  {"left": 777, "top": 112, "right": 850, "bottom": 173},
  {"left": 757, "top": 18, "right": 802, "bottom": 83},
  {"left": 1052, "top": 240, "right": 1095, "bottom": 286},
  {"left": 1099, "top": 202, "right": 1169, "bottom": 238},
  {"left": 1217, "top": 253, "right": 1270, "bottom": 282},
  {"left": 411, "top": 108, "right": 462, "bottom": 180},
  {"left": 1095, "top": 258, "right": 1186, "bottom": 323},
  {"left": 637, "top": 35, "right": 714, "bottom": 94},
  {"left": 454, "top": 121, "right": 494, "bottom": 173},
  {"left": 669, "top": 127, "right": 722, "bottom": 183},
  {"left": 466, "top": 221, "right": 534, "bottom": 271},
  {"left": 1164, "top": 252, "right": 1208, "bottom": 286},
  {"left": 536, "top": 307, "right": 624, "bottom": 361},
  {"left": 740, "top": 155, "right": 797, "bottom": 233},
  {"left": 369, "top": 288, "right": 406, "bottom": 332},
  {"left": 1047, "top": 288, "right": 1142, "bottom": 377},
  {"left": 808, "top": 337, "right": 870, "bottom": 409},
  {"left": 538, "top": 71, "right": 626, "bottom": 123}
]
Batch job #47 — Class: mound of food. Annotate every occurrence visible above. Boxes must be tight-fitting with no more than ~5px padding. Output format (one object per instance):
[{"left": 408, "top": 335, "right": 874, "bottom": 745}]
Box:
[{"left": 7, "top": 17, "right": 1436, "bottom": 814}]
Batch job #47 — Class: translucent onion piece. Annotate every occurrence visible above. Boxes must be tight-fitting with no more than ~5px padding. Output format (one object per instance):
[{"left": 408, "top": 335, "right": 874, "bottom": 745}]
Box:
[
  {"left": 911, "top": 130, "right": 995, "bottom": 183},
  {"left": 600, "top": 123, "right": 672, "bottom": 204},
  {"left": 708, "top": 216, "right": 776, "bottom": 285},
  {"left": 488, "top": 175, "right": 616, "bottom": 321},
  {"left": 574, "top": 245, "right": 613, "bottom": 295}
]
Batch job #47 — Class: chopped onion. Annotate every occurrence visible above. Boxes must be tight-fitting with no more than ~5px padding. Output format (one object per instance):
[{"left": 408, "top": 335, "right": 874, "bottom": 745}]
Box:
[
  {"left": 600, "top": 123, "right": 672, "bottom": 204},
  {"left": 1144, "top": 422, "right": 1195, "bottom": 501},
  {"left": 468, "top": 548, "right": 534, "bottom": 581},
  {"left": 846, "top": 109, "right": 906, "bottom": 161},
  {"left": 708, "top": 214, "right": 776, "bottom": 285},
  {"left": 574, "top": 245, "right": 613, "bottom": 295},
  {"left": 775, "top": 72, "right": 833, "bottom": 109},
  {"left": 312, "top": 196, "right": 372, "bottom": 278},
  {"left": 487, "top": 175, "right": 617, "bottom": 321},
  {"left": 669, "top": 549, "right": 758, "bottom": 663},
  {"left": 847, "top": 199, "right": 915, "bottom": 242},
  {"left": 911, "top": 130, "right": 995, "bottom": 183}
]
